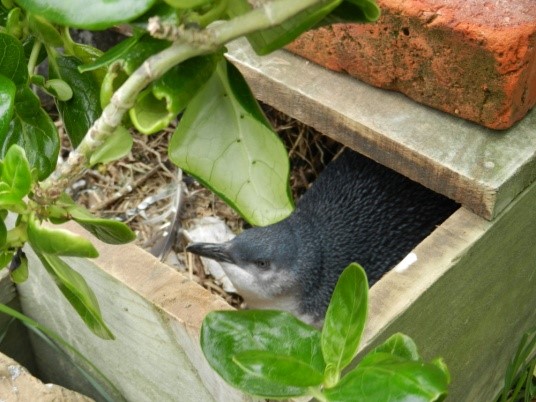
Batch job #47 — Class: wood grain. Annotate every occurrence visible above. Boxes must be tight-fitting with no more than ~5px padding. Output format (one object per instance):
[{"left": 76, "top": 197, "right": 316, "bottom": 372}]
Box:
[
  {"left": 17, "top": 227, "right": 258, "bottom": 402},
  {"left": 226, "top": 38, "right": 536, "bottom": 220}
]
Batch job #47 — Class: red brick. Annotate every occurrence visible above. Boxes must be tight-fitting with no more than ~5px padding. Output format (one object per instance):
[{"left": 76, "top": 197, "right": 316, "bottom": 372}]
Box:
[{"left": 287, "top": 0, "right": 536, "bottom": 130}]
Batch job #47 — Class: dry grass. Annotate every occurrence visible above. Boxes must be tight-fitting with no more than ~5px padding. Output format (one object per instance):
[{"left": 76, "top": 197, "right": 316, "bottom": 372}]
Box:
[{"left": 70, "top": 104, "right": 342, "bottom": 307}]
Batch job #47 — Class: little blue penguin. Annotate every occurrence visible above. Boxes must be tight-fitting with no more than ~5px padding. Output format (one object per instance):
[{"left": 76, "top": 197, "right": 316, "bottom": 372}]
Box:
[{"left": 187, "top": 148, "right": 458, "bottom": 326}]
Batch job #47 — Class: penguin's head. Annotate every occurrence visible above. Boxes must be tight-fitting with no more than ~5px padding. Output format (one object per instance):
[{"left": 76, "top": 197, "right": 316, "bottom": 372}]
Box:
[{"left": 187, "top": 221, "right": 302, "bottom": 312}]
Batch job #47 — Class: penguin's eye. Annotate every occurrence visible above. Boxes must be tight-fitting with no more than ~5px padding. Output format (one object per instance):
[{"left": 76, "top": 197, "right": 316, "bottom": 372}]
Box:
[{"left": 254, "top": 260, "right": 270, "bottom": 269}]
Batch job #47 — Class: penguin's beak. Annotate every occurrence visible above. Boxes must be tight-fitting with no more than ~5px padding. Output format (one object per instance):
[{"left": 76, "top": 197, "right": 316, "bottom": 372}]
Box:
[{"left": 186, "top": 242, "right": 234, "bottom": 264}]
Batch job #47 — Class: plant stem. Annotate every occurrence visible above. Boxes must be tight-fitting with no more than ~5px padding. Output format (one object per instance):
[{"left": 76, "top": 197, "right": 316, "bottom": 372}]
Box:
[
  {"left": 27, "top": 40, "right": 42, "bottom": 76},
  {"left": 308, "top": 386, "right": 328, "bottom": 402},
  {"left": 36, "top": 0, "right": 329, "bottom": 204}
]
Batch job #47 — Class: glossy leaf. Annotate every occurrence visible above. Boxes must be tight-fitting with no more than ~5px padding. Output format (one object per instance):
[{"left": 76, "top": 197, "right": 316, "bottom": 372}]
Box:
[
  {"left": 35, "top": 252, "right": 114, "bottom": 340},
  {"left": 233, "top": 350, "right": 324, "bottom": 387},
  {"left": 9, "top": 251, "right": 28, "bottom": 283},
  {"left": 227, "top": 0, "right": 342, "bottom": 55},
  {"left": 0, "top": 74, "right": 16, "bottom": 137},
  {"left": 0, "top": 32, "right": 28, "bottom": 85},
  {"left": 90, "top": 126, "right": 133, "bottom": 166},
  {"left": 1, "top": 86, "right": 59, "bottom": 180},
  {"left": 0, "top": 144, "right": 32, "bottom": 207},
  {"left": 130, "top": 54, "right": 220, "bottom": 134},
  {"left": 16, "top": 0, "right": 157, "bottom": 30},
  {"left": 323, "top": 353, "right": 450, "bottom": 401},
  {"left": 49, "top": 55, "right": 102, "bottom": 147},
  {"left": 58, "top": 194, "right": 136, "bottom": 245},
  {"left": 201, "top": 310, "right": 324, "bottom": 398},
  {"left": 27, "top": 216, "right": 99, "bottom": 258},
  {"left": 322, "top": 263, "right": 368, "bottom": 383},
  {"left": 169, "top": 61, "right": 294, "bottom": 226}
]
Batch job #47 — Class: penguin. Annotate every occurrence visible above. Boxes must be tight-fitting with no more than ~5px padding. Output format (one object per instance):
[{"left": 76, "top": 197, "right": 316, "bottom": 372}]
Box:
[{"left": 187, "top": 148, "right": 458, "bottom": 326}]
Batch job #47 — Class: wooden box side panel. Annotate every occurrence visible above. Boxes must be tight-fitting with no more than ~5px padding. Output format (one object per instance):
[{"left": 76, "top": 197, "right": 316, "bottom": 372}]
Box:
[
  {"left": 0, "top": 270, "right": 36, "bottom": 374},
  {"left": 17, "top": 230, "right": 257, "bottom": 402},
  {"left": 364, "top": 180, "right": 536, "bottom": 401}
]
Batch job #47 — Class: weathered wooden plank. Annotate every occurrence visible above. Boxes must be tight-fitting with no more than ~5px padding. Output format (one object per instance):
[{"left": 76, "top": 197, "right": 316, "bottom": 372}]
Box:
[
  {"left": 17, "top": 227, "right": 259, "bottom": 402},
  {"left": 226, "top": 38, "right": 536, "bottom": 220},
  {"left": 361, "top": 180, "right": 536, "bottom": 401}
]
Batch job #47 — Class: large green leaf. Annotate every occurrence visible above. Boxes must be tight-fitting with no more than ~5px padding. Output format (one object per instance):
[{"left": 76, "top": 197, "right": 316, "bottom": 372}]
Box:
[
  {"left": 35, "top": 252, "right": 114, "bottom": 340},
  {"left": 27, "top": 215, "right": 99, "bottom": 258},
  {"left": 0, "top": 144, "right": 32, "bottom": 207},
  {"left": 201, "top": 310, "right": 324, "bottom": 398},
  {"left": 323, "top": 352, "right": 450, "bottom": 401},
  {"left": 49, "top": 55, "right": 102, "bottom": 147},
  {"left": 130, "top": 54, "right": 220, "bottom": 134},
  {"left": 322, "top": 263, "right": 368, "bottom": 385},
  {"left": 15, "top": 0, "right": 157, "bottom": 30},
  {"left": 232, "top": 350, "right": 324, "bottom": 388},
  {"left": 169, "top": 60, "right": 293, "bottom": 226},
  {"left": 0, "top": 75, "right": 16, "bottom": 139},
  {"left": 0, "top": 32, "right": 28, "bottom": 85},
  {"left": 1, "top": 86, "right": 59, "bottom": 180}
]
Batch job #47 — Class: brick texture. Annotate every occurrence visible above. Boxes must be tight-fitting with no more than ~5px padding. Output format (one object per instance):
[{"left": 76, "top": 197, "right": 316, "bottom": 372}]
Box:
[{"left": 287, "top": 0, "right": 536, "bottom": 130}]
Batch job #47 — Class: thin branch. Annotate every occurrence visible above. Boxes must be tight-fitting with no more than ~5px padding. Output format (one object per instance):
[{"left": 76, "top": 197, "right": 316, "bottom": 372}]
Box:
[{"left": 35, "top": 0, "right": 328, "bottom": 204}]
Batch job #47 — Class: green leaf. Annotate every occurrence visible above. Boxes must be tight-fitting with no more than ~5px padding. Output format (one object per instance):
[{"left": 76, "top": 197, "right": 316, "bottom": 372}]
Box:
[
  {"left": 169, "top": 60, "right": 294, "bottom": 226},
  {"left": 320, "top": 0, "right": 381, "bottom": 25},
  {"left": 27, "top": 216, "right": 99, "bottom": 258},
  {"left": 201, "top": 310, "right": 324, "bottom": 398},
  {"left": 1, "top": 86, "right": 59, "bottom": 180},
  {"left": 43, "top": 78, "right": 73, "bottom": 101},
  {"left": 16, "top": 0, "right": 157, "bottom": 30},
  {"left": 58, "top": 193, "right": 136, "bottom": 245},
  {"left": 49, "top": 55, "right": 102, "bottom": 147},
  {"left": 321, "top": 263, "right": 368, "bottom": 384},
  {"left": 0, "top": 32, "right": 28, "bottom": 85},
  {"left": 27, "top": 13, "right": 63, "bottom": 46},
  {"left": 324, "top": 353, "right": 450, "bottom": 402},
  {"left": 226, "top": 0, "right": 342, "bottom": 55},
  {"left": 9, "top": 251, "right": 28, "bottom": 283},
  {"left": 233, "top": 350, "right": 324, "bottom": 387},
  {"left": 130, "top": 54, "right": 220, "bottom": 134},
  {"left": 89, "top": 126, "right": 133, "bottom": 166},
  {"left": 0, "top": 74, "right": 16, "bottom": 138},
  {"left": 0, "top": 144, "right": 32, "bottom": 207},
  {"left": 371, "top": 333, "right": 420, "bottom": 361},
  {"left": 78, "top": 34, "right": 141, "bottom": 74},
  {"left": 0, "top": 251, "right": 13, "bottom": 269},
  {"left": 35, "top": 252, "right": 114, "bottom": 340}
]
